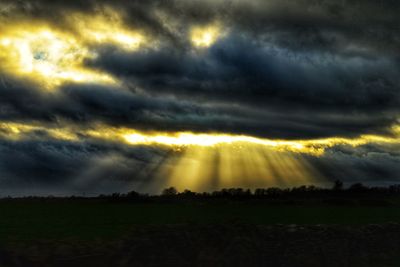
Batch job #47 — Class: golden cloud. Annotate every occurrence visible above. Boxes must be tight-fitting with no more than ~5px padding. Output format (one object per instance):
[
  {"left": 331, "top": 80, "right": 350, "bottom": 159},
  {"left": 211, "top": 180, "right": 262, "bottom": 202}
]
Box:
[
  {"left": 1, "top": 121, "right": 399, "bottom": 156},
  {"left": 190, "top": 23, "right": 223, "bottom": 48},
  {"left": 0, "top": 8, "right": 145, "bottom": 89}
]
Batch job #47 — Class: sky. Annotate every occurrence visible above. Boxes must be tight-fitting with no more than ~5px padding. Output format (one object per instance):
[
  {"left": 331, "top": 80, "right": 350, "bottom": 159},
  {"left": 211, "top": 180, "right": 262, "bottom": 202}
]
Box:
[{"left": 0, "top": 0, "right": 399, "bottom": 195}]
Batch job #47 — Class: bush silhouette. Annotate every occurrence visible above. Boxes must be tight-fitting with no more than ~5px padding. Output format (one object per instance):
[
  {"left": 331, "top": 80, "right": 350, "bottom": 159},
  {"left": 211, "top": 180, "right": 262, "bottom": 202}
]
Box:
[
  {"left": 162, "top": 187, "right": 178, "bottom": 196},
  {"left": 333, "top": 180, "right": 344, "bottom": 191}
]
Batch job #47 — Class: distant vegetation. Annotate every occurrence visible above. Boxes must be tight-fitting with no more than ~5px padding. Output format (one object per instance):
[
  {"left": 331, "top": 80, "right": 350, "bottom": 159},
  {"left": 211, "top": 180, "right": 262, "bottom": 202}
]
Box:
[{"left": 3, "top": 180, "right": 400, "bottom": 201}]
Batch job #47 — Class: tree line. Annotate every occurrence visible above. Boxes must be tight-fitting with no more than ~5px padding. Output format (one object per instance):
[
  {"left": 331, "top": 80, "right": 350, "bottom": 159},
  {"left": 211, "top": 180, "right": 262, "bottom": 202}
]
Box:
[{"left": 4, "top": 180, "right": 400, "bottom": 200}]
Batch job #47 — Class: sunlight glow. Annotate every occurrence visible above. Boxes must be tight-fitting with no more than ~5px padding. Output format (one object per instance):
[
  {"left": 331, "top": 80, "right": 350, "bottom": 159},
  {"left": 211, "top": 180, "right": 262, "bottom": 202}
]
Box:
[
  {"left": 0, "top": 8, "right": 145, "bottom": 89},
  {"left": 2, "top": 122, "right": 399, "bottom": 157},
  {"left": 0, "top": 25, "right": 115, "bottom": 88},
  {"left": 2, "top": 121, "right": 399, "bottom": 192},
  {"left": 0, "top": 122, "right": 78, "bottom": 142},
  {"left": 69, "top": 9, "right": 144, "bottom": 51},
  {"left": 123, "top": 130, "right": 400, "bottom": 156},
  {"left": 124, "top": 132, "right": 312, "bottom": 153},
  {"left": 155, "top": 145, "right": 324, "bottom": 192},
  {"left": 190, "top": 23, "right": 221, "bottom": 48}
]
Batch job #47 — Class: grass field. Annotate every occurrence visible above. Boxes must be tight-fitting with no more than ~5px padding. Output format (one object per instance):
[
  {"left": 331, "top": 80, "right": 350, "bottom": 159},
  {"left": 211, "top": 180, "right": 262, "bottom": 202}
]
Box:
[
  {"left": 1, "top": 199, "right": 400, "bottom": 241},
  {"left": 1, "top": 199, "right": 400, "bottom": 266}
]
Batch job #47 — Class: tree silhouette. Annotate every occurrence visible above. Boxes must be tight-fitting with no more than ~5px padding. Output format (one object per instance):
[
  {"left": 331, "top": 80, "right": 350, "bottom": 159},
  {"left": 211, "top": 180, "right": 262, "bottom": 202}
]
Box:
[
  {"left": 333, "top": 180, "right": 344, "bottom": 191},
  {"left": 349, "top": 183, "right": 367, "bottom": 192},
  {"left": 126, "top": 190, "right": 140, "bottom": 199},
  {"left": 162, "top": 187, "right": 178, "bottom": 196}
]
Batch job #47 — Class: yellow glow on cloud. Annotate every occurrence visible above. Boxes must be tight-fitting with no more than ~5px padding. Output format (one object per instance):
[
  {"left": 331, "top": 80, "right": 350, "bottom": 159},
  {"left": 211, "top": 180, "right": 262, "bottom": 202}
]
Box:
[
  {"left": 0, "top": 26, "right": 115, "bottom": 88},
  {"left": 0, "top": 9, "right": 145, "bottom": 89},
  {"left": 2, "top": 121, "right": 399, "bottom": 191},
  {"left": 190, "top": 23, "right": 222, "bottom": 48},
  {"left": 1, "top": 122, "right": 399, "bottom": 157},
  {"left": 123, "top": 130, "right": 400, "bottom": 156},
  {"left": 0, "top": 122, "right": 78, "bottom": 142},
  {"left": 124, "top": 132, "right": 312, "bottom": 153},
  {"left": 68, "top": 9, "right": 144, "bottom": 51}
]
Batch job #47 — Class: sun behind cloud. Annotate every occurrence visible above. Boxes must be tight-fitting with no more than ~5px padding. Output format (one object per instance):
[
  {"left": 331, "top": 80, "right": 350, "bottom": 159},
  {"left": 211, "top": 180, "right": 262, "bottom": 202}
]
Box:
[
  {"left": 0, "top": 26, "right": 115, "bottom": 88},
  {"left": 0, "top": 9, "right": 145, "bottom": 89},
  {"left": 190, "top": 23, "right": 222, "bottom": 48}
]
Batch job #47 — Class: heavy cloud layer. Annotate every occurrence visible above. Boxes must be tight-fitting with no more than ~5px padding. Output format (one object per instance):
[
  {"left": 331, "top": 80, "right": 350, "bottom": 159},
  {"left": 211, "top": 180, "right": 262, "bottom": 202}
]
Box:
[
  {"left": 0, "top": 0, "right": 399, "bottom": 194},
  {"left": 1, "top": 0, "right": 399, "bottom": 138}
]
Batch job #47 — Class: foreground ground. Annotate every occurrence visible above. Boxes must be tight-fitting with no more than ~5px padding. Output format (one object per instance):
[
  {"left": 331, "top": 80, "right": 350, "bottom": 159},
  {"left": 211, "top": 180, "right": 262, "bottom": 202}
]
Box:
[{"left": 1, "top": 199, "right": 400, "bottom": 266}]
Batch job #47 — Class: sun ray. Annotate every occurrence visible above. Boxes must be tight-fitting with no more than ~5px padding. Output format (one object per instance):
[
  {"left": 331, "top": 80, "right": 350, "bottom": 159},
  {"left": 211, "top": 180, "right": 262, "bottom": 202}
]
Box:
[{"left": 1, "top": 121, "right": 399, "bottom": 192}]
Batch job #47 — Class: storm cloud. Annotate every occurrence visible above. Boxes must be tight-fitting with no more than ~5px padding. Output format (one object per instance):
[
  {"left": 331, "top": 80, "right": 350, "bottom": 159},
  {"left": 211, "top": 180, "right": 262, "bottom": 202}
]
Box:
[{"left": 0, "top": 0, "right": 399, "bottom": 194}]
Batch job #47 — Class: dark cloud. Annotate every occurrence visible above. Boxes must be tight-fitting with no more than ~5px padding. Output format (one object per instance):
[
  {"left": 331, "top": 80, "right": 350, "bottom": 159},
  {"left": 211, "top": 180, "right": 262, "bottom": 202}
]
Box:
[
  {"left": 1, "top": 78, "right": 394, "bottom": 139},
  {"left": 0, "top": 0, "right": 399, "bottom": 193},
  {"left": 309, "top": 143, "right": 400, "bottom": 186},
  {"left": 0, "top": 137, "right": 172, "bottom": 196}
]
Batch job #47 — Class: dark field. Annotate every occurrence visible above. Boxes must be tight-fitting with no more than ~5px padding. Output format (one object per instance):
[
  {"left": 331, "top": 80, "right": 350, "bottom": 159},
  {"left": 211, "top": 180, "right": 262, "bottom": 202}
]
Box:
[
  {"left": 1, "top": 199, "right": 400, "bottom": 266},
  {"left": 2, "top": 199, "right": 400, "bottom": 241}
]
